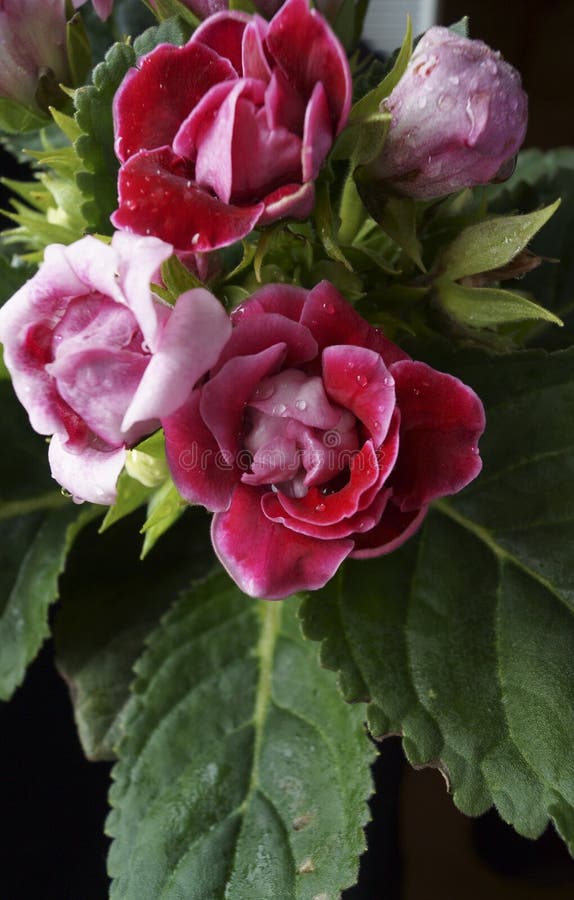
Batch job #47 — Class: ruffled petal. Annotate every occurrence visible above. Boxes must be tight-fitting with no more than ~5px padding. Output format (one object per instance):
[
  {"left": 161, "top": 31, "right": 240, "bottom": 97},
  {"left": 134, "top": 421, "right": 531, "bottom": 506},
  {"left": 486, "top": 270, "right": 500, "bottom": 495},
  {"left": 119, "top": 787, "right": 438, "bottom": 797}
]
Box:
[
  {"left": 389, "top": 360, "right": 486, "bottom": 511},
  {"left": 48, "top": 434, "right": 125, "bottom": 505},
  {"left": 113, "top": 42, "right": 236, "bottom": 161},
  {"left": 213, "top": 312, "right": 316, "bottom": 373},
  {"left": 322, "top": 344, "right": 396, "bottom": 447},
  {"left": 212, "top": 483, "right": 353, "bottom": 598},
  {"left": 164, "top": 390, "right": 237, "bottom": 511},
  {"left": 192, "top": 11, "right": 250, "bottom": 74},
  {"left": 124, "top": 287, "right": 232, "bottom": 431},
  {"left": 350, "top": 502, "right": 428, "bottom": 558},
  {"left": 232, "top": 283, "right": 308, "bottom": 323},
  {"left": 261, "top": 486, "right": 391, "bottom": 540},
  {"left": 112, "top": 147, "right": 264, "bottom": 252},
  {"left": 265, "top": 0, "right": 352, "bottom": 134}
]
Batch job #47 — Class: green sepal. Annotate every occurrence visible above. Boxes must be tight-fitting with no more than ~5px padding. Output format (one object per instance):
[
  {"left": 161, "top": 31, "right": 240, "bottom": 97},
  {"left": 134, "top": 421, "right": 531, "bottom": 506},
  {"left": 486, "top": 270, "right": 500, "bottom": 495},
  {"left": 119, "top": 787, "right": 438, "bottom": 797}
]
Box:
[
  {"left": 315, "top": 178, "right": 353, "bottom": 270},
  {"left": 160, "top": 253, "right": 204, "bottom": 304},
  {"left": 354, "top": 185, "right": 425, "bottom": 271},
  {"left": 349, "top": 15, "right": 412, "bottom": 123},
  {"left": 436, "top": 201, "right": 561, "bottom": 282},
  {"left": 0, "top": 97, "right": 47, "bottom": 134},
  {"left": 437, "top": 281, "right": 563, "bottom": 329},
  {"left": 140, "top": 479, "right": 187, "bottom": 559}
]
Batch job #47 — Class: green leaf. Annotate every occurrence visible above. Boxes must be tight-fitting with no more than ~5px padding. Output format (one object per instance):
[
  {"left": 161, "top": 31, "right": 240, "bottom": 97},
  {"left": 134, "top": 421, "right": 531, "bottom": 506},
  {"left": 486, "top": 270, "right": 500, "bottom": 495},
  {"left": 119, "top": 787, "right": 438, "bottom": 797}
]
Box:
[
  {"left": 0, "top": 97, "right": 47, "bottom": 134},
  {"left": 140, "top": 479, "right": 186, "bottom": 558},
  {"left": 100, "top": 469, "right": 152, "bottom": 533},
  {"left": 145, "top": 0, "right": 200, "bottom": 27},
  {"left": 300, "top": 345, "right": 574, "bottom": 853},
  {"left": 67, "top": 9, "right": 92, "bottom": 87},
  {"left": 437, "top": 281, "right": 563, "bottom": 328},
  {"left": 107, "top": 574, "right": 374, "bottom": 897},
  {"left": 355, "top": 189, "right": 425, "bottom": 271},
  {"left": 55, "top": 508, "right": 214, "bottom": 760},
  {"left": 437, "top": 201, "right": 560, "bottom": 282},
  {"left": 314, "top": 178, "right": 353, "bottom": 270},
  {"left": 0, "top": 382, "right": 98, "bottom": 699},
  {"left": 160, "top": 253, "right": 204, "bottom": 303},
  {"left": 349, "top": 16, "right": 412, "bottom": 123}
]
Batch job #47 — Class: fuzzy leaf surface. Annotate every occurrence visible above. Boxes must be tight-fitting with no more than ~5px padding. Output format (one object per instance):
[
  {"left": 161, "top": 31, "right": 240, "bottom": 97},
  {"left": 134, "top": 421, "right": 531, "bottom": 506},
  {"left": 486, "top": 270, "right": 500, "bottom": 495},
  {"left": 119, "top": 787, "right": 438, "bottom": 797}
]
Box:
[
  {"left": 107, "top": 574, "right": 374, "bottom": 898},
  {"left": 300, "top": 345, "right": 574, "bottom": 854}
]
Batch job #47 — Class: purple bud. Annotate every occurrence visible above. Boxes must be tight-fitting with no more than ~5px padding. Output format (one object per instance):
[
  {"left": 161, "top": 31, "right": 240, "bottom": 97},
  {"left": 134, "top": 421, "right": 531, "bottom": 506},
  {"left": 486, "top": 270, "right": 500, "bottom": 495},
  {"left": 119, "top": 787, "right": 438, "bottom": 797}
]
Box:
[
  {"left": 0, "top": 0, "right": 70, "bottom": 110},
  {"left": 369, "top": 26, "right": 528, "bottom": 199}
]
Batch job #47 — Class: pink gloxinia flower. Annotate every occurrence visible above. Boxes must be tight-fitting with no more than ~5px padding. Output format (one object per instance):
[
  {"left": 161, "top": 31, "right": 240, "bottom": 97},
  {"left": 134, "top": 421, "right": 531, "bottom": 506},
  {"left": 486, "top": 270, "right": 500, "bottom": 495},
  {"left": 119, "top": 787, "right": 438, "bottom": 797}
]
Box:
[
  {"left": 0, "top": 233, "right": 231, "bottom": 504},
  {"left": 368, "top": 26, "right": 528, "bottom": 199},
  {"left": 111, "top": 0, "right": 352, "bottom": 252},
  {"left": 163, "top": 281, "right": 485, "bottom": 599},
  {"left": 0, "top": 0, "right": 70, "bottom": 110}
]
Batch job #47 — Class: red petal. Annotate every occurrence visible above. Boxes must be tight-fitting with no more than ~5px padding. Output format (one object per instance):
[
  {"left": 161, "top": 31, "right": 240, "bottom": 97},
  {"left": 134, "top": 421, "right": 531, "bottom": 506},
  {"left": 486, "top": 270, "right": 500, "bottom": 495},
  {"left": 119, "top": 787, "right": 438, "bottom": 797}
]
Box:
[
  {"left": 301, "top": 281, "right": 409, "bottom": 364},
  {"left": 389, "top": 360, "right": 486, "bottom": 511},
  {"left": 112, "top": 147, "right": 264, "bottom": 252},
  {"left": 212, "top": 483, "right": 353, "bottom": 598},
  {"left": 262, "top": 486, "right": 391, "bottom": 540},
  {"left": 259, "top": 181, "right": 315, "bottom": 225},
  {"left": 322, "top": 344, "right": 396, "bottom": 447},
  {"left": 302, "top": 81, "right": 332, "bottom": 181},
  {"left": 351, "top": 502, "right": 428, "bottom": 558},
  {"left": 113, "top": 42, "right": 236, "bottom": 162},
  {"left": 213, "top": 313, "right": 317, "bottom": 374},
  {"left": 192, "top": 11, "right": 250, "bottom": 74},
  {"left": 277, "top": 439, "right": 380, "bottom": 525},
  {"left": 265, "top": 0, "right": 352, "bottom": 134},
  {"left": 232, "top": 283, "right": 308, "bottom": 323},
  {"left": 164, "top": 390, "right": 237, "bottom": 511}
]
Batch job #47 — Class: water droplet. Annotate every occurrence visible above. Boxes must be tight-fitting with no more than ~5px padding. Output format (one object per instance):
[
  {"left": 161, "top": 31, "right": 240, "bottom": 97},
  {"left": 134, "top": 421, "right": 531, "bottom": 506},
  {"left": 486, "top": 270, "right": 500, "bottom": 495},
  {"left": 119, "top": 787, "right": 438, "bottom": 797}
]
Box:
[
  {"left": 449, "top": 75, "right": 460, "bottom": 86},
  {"left": 356, "top": 517, "right": 373, "bottom": 532},
  {"left": 413, "top": 388, "right": 421, "bottom": 397},
  {"left": 145, "top": 228, "right": 151, "bottom": 235},
  {"left": 356, "top": 373, "right": 368, "bottom": 388},
  {"left": 322, "top": 301, "right": 335, "bottom": 314},
  {"left": 373, "top": 419, "right": 381, "bottom": 430},
  {"left": 383, "top": 376, "right": 394, "bottom": 386},
  {"left": 191, "top": 233, "right": 200, "bottom": 245},
  {"left": 254, "top": 382, "right": 274, "bottom": 400},
  {"left": 155, "top": 168, "right": 161, "bottom": 175},
  {"left": 314, "top": 502, "right": 326, "bottom": 513},
  {"left": 186, "top": 180, "right": 192, "bottom": 188},
  {"left": 272, "top": 403, "right": 286, "bottom": 416},
  {"left": 141, "top": 340, "right": 151, "bottom": 353},
  {"left": 295, "top": 399, "right": 307, "bottom": 411},
  {"left": 437, "top": 93, "right": 455, "bottom": 111}
]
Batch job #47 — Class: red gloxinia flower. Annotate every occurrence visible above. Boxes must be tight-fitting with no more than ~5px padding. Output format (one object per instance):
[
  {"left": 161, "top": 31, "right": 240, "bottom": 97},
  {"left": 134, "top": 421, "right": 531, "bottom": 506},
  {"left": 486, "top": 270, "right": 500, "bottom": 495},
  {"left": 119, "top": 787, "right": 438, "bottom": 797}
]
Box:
[
  {"left": 111, "top": 0, "right": 351, "bottom": 252},
  {"left": 162, "top": 281, "right": 485, "bottom": 599}
]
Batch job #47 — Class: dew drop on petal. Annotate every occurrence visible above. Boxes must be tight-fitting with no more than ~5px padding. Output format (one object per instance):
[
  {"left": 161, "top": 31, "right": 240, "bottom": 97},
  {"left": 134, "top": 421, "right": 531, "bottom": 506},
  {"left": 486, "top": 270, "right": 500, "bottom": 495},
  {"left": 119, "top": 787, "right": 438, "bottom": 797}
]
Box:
[
  {"left": 315, "top": 502, "right": 326, "bottom": 513},
  {"left": 356, "top": 373, "right": 368, "bottom": 388},
  {"left": 356, "top": 517, "right": 373, "bottom": 532},
  {"left": 383, "top": 376, "right": 394, "bottom": 386},
  {"left": 272, "top": 403, "right": 286, "bottom": 416},
  {"left": 295, "top": 399, "right": 307, "bottom": 411},
  {"left": 254, "top": 382, "right": 274, "bottom": 400},
  {"left": 322, "top": 301, "right": 335, "bottom": 314}
]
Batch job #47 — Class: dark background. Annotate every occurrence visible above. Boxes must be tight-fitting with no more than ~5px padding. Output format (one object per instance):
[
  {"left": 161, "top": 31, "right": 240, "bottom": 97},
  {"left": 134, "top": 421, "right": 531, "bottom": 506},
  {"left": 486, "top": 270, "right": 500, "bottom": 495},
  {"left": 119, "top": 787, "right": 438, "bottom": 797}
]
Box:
[{"left": 1, "top": 1, "right": 574, "bottom": 897}]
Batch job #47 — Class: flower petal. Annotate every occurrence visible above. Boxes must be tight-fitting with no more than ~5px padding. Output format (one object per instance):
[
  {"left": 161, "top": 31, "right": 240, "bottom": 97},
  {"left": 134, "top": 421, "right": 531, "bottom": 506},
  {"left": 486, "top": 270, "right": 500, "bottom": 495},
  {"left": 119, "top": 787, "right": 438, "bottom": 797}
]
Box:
[
  {"left": 48, "top": 434, "right": 125, "bottom": 505},
  {"left": 212, "top": 483, "right": 353, "bottom": 598},
  {"left": 164, "top": 389, "right": 237, "bottom": 511},
  {"left": 322, "top": 344, "right": 396, "bottom": 447},
  {"left": 112, "top": 147, "right": 264, "bottom": 252},
  {"left": 213, "top": 312, "right": 317, "bottom": 374},
  {"left": 350, "top": 502, "right": 428, "bottom": 558},
  {"left": 389, "top": 360, "right": 485, "bottom": 510},
  {"left": 124, "top": 287, "right": 232, "bottom": 431},
  {"left": 302, "top": 81, "right": 333, "bottom": 182},
  {"left": 192, "top": 10, "right": 250, "bottom": 74},
  {"left": 259, "top": 181, "right": 315, "bottom": 225},
  {"left": 113, "top": 42, "right": 236, "bottom": 162},
  {"left": 262, "top": 486, "right": 392, "bottom": 540}
]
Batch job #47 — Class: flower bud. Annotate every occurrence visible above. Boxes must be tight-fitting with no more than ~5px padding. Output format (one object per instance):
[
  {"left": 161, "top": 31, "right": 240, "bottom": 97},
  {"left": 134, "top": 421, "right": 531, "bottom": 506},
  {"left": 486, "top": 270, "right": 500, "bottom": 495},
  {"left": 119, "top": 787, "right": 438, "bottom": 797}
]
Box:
[
  {"left": 0, "top": 0, "right": 70, "bottom": 111},
  {"left": 368, "top": 26, "right": 528, "bottom": 199}
]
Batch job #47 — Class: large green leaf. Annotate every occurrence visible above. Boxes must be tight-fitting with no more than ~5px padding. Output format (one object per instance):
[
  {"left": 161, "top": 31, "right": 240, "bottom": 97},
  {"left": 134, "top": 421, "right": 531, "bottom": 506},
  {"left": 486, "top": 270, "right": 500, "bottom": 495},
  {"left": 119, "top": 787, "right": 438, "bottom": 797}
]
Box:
[
  {"left": 0, "top": 382, "right": 96, "bottom": 700},
  {"left": 55, "top": 508, "right": 213, "bottom": 760},
  {"left": 300, "top": 345, "right": 574, "bottom": 853},
  {"left": 107, "top": 573, "right": 374, "bottom": 898}
]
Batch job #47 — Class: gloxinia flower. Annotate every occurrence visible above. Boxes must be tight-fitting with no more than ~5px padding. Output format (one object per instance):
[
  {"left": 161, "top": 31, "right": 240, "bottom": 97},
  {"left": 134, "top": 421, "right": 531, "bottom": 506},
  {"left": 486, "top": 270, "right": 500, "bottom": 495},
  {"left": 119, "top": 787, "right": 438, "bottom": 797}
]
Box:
[
  {"left": 0, "top": 0, "right": 69, "bottom": 110},
  {"left": 0, "top": 233, "right": 231, "bottom": 504},
  {"left": 72, "top": 0, "right": 113, "bottom": 20},
  {"left": 367, "top": 26, "right": 528, "bottom": 199},
  {"left": 163, "top": 281, "right": 485, "bottom": 599},
  {"left": 111, "top": 0, "right": 352, "bottom": 251}
]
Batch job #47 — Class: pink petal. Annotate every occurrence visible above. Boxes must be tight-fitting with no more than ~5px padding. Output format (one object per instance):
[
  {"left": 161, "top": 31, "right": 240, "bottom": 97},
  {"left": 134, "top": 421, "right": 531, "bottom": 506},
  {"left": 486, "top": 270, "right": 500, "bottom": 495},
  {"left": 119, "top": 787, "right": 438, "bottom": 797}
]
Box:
[
  {"left": 264, "top": 70, "right": 307, "bottom": 134},
  {"left": 123, "top": 288, "right": 232, "bottom": 431},
  {"left": 47, "top": 348, "right": 150, "bottom": 448},
  {"left": 322, "top": 345, "right": 396, "bottom": 447},
  {"left": 48, "top": 434, "right": 125, "bottom": 505},
  {"left": 249, "top": 369, "right": 342, "bottom": 429},
  {"left": 259, "top": 181, "right": 315, "bottom": 225},
  {"left": 230, "top": 104, "right": 302, "bottom": 203},
  {"left": 164, "top": 390, "right": 237, "bottom": 511},
  {"left": 242, "top": 18, "right": 272, "bottom": 82},
  {"left": 112, "top": 147, "right": 264, "bottom": 252},
  {"left": 200, "top": 343, "right": 286, "bottom": 462},
  {"left": 265, "top": 0, "right": 352, "bottom": 135},
  {"left": 389, "top": 360, "right": 485, "bottom": 511},
  {"left": 212, "top": 483, "right": 353, "bottom": 598},
  {"left": 302, "top": 81, "right": 333, "bottom": 182},
  {"left": 192, "top": 11, "right": 250, "bottom": 74},
  {"left": 213, "top": 312, "right": 317, "bottom": 374},
  {"left": 301, "top": 281, "right": 410, "bottom": 364},
  {"left": 350, "top": 502, "right": 428, "bottom": 559},
  {"left": 277, "top": 439, "right": 381, "bottom": 525},
  {"left": 231, "top": 283, "right": 308, "bottom": 322},
  {"left": 113, "top": 42, "right": 236, "bottom": 162}
]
